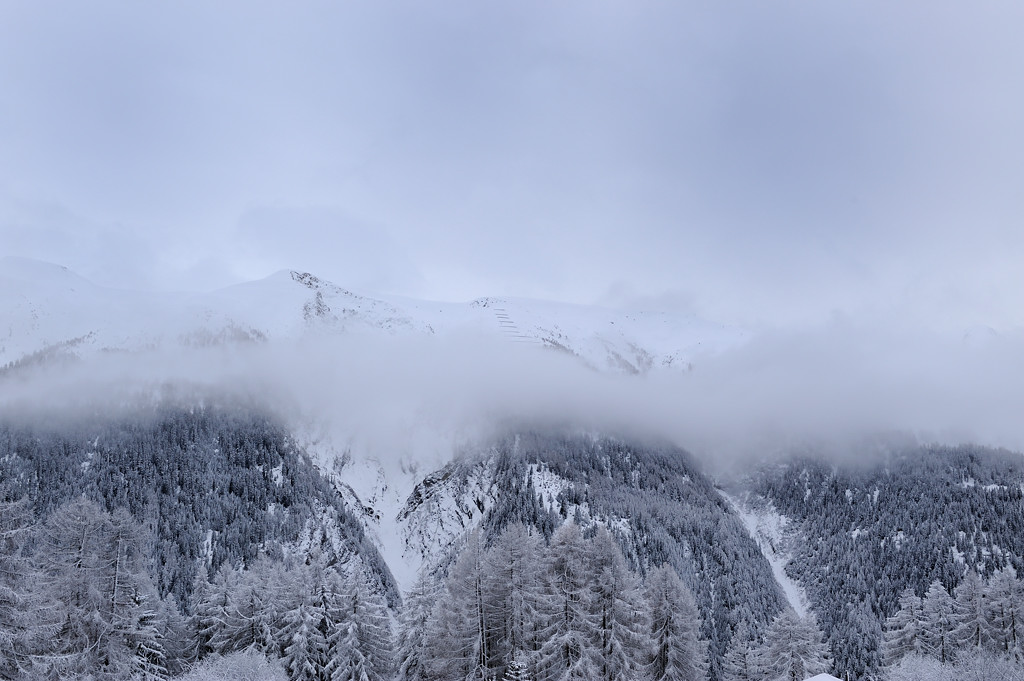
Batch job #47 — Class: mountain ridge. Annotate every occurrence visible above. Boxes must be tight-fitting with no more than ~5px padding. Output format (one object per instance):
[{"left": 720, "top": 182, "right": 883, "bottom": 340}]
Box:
[{"left": 0, "top": 258, "right": 745, "bottom": 374}]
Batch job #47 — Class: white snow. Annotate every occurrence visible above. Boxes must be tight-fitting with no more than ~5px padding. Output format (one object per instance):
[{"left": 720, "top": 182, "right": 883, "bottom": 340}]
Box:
[
  {"left": 804, "top": 675, "right": 842, "bottom": 681},
  {"left": 723, "top": 491, "right": 811, "bottom": 618}
]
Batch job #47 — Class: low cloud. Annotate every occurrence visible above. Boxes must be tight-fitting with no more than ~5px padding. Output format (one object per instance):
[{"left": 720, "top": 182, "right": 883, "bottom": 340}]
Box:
[{"left": 4, "top": 318, "right": 1024, "bottom": 471}]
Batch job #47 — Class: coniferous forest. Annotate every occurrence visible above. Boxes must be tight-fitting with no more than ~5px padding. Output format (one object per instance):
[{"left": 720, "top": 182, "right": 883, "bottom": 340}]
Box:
[{"left": 0, "top": 406, "right": 1022, "bottom": 680}]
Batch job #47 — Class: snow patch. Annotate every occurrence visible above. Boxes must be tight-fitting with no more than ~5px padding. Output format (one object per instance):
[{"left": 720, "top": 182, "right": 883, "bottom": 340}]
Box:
[{"left": 722, "top": 491, "right": 811, "bottom": 618}]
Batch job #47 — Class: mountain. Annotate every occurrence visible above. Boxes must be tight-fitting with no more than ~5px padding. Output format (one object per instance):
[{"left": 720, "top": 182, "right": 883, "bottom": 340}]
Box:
[
  {"left": 3, "top": 259, "right": 1024, "bottom": 680},
  {"left": 0, "top": 257, "right": 744, "bottom": 374}
]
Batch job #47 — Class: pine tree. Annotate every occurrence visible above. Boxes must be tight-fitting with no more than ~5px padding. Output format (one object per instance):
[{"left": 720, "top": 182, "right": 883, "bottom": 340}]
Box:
[
  {"left": 757, "top": 610, "right": 830, "bottom": 681},
  {"left": 588, "top": 528, "right": 648, "bottom": 681},
  {"left": 192, "top": 563, "right": 240, "bottom": 658},
  {"left": 503, "top": 653, "right": 532, "bottom": 681},
  {"left": 427, "top": 531, "right": 494, "bottom": 680},
  {"left": 210, "top": 562, "right": 281, "bottom": 658},
  {"left": 332, "top": 620, "right": 371, "bottom": 681},
  {"left": 282, "top": 601, "right": 327, "bottom": 681},
  {"left": 344, "top": 570, "right": 394, "bottom": 681},
  {"left": 645, "top": 564, "right": 707, "bottom": 681},
  {"left": 33, "top": 498, "right": 169, "bottom": 680}
]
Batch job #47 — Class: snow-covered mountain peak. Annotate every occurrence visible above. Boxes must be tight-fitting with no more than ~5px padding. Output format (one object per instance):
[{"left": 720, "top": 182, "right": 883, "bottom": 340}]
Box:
[{"left": 0, "top": 259, "right": 746, "bottom": 374}]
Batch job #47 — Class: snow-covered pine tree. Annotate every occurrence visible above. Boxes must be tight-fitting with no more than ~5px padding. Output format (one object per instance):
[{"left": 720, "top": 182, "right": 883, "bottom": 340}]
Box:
[
  {"left": 127, "top": 591, "right": 172, "bottom": 681},
  {"left": 756, "top": 610, "right": 830, "bottom": 681},
  {"left": 320, "top": 566, "right": 357, "bottom": 681},
  {"left": 828, "top": 600, "right": 881, "bottom": 681},
  {"left": 33, "top": 498, "right": 169, "bottom": 680},
  {"left": 645, "top": 564, "right": 707, "bottom": 681},
  {"left": 587, "top": 527, "right": 648, "bottom": 681},
  {"left": 34, "top": 497, "right": 113, "bottom": 676},
  {"left": 921, "top": 581, "right": 959, "bottom": 665},
  {"left": 282, "top": 601, "right": 327, "bottom": 681},
  {"left": 106, "top": 507, "right": 169, "bottom": 680},
  {"left": 503, "top": 654, "right": 532, "bottom": 681},
  {"left": 883, "top": 588, "right": 924, "bottom": 667},
  {"left": 720, "top": 622, "right": 758, "bottom": 681}
]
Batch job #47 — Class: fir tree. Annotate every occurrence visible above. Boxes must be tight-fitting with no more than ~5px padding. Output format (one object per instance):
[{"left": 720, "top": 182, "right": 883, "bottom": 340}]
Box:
[
  {"left": 344, "top": 570, "right": 394, "bottom": 681},
  {"left": 484, "top": 523, "right": 545, "bottom": 677},
  {"left": 0, "top": 495, "right": 45, "bottom": 680},
  {"left": 953, "top": 571, "right": 996, "bottom": 653}
]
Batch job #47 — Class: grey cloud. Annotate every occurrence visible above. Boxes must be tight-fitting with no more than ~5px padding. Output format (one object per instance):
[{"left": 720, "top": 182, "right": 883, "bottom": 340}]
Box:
[
  {"left": 0, "top": 2, "right": 1022, "bottom": 327},
  {"left": 5, "top": 317, "right": 1024, "bottom": 466}
]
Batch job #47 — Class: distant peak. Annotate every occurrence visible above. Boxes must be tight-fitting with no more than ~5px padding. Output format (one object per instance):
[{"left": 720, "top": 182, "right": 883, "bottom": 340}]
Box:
[{"left": 290, "top": 270, "right": 324, "bottom": 289}]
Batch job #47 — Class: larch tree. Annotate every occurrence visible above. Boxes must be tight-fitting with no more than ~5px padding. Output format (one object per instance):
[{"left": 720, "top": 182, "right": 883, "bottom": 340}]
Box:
[
  {"left": 395, "top": 570, "right": 441, "bottom": 681},
  {"left": 986, "top": 569, "right": 1022, "bottom": 660},
  {"left": 883, "top": 588, "right": 925, "bottom": 667},
  {"left": 587, "top": 528, "right": 648, "bottom": 681},
  {"left": 645, "top": 564, "right": 707, "bottom": 681},
  {"left": 535, "top": 523, "right": 598, "bottom": 681},
  {"left": 720, "top": 622, "right": 759, "bottom": 681},
  {"left": 757, "top": 610, "right": 830, "bottom": 681},
  {"left": 921, "top": 581, "right": 959, "bottom": 665}
]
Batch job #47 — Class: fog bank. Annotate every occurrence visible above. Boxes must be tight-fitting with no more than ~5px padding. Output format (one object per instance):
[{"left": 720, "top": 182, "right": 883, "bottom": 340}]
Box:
[{"left": 2, "top": 320, "right": 1023, "bottom": 467}]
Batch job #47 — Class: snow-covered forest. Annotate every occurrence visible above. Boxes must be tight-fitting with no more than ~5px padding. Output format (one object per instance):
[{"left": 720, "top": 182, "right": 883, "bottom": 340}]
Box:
[{"left": 1, "top": 409, "right": 1023, "bottom": 680}]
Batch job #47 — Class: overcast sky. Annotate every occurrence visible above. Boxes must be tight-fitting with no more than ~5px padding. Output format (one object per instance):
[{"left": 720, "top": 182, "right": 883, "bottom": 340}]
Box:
[{"left": 2, "top": 1, "right": 1023, "bottom": 329}]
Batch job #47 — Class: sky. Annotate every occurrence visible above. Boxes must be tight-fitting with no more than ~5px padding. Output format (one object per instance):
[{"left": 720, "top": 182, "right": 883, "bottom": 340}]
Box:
[{"left": 2, "top": 1, "right": 1024, "bottom": 330}]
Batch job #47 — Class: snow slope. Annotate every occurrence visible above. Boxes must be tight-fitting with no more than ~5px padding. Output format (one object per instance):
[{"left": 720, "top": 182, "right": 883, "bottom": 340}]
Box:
[{"left": 722, "top": 490, "right": 812, "bottom": 618}]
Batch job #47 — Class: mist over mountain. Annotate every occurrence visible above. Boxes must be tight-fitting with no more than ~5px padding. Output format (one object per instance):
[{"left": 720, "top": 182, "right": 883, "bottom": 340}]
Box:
[
  {"left": 2, "top": 261, "right": 1024, "bottom": 680},
  {"left": 4, "top": 2, "right": 1023, "bottom": 677},
  {"left": 4, "top": 258, "right": 1024, "bottom": 459}
]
